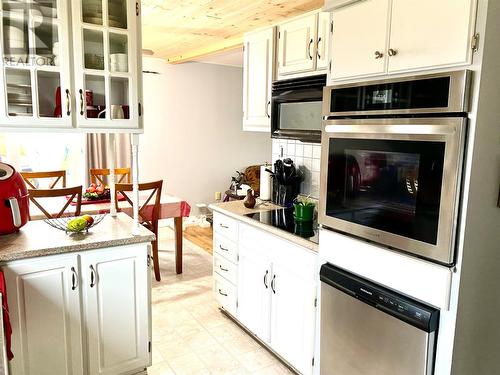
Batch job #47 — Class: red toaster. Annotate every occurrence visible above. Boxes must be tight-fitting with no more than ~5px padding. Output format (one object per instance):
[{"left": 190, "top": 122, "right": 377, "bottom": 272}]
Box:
[{"left": 0, "top": 163, "right": 29, "bottom": 235}]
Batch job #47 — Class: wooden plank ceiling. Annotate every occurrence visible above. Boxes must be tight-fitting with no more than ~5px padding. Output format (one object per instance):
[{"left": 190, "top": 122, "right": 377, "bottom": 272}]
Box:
[{"left": 141, "top": 0, "right": 324, "bottom": 63}]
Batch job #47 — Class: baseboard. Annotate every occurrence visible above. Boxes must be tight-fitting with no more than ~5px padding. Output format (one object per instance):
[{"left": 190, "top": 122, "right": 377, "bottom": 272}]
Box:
[{"left": 219, "top": 308, "right": 300, "bottom": 375}]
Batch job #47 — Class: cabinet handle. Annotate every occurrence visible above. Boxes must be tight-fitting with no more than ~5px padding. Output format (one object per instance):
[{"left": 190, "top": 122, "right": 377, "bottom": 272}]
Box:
[
  {"left": 308, "top": 38, "right": 314, "bottom": 60},
  {"left": 219, "top": 223, "right": 229, "bottom": 229},
  {"left": 374, "top": 51, "right": 384, "bottom": 59},
  {"left": 316, "top": 37, "right": 322, "bottom": 59},
  {"left": 218, "top": 289, "right": 228, "bottom": 297},
  {"left": 79, "top": 89, "right": 84, "bottom": 116},
  {"left": 89, "top": 265, "right": 96, "bottom": 288},
  {"left": 265, "top": 101, "right": 271, "bottom": 119},
  {"left": 219, "top": 245, "right": 229, "bottom": 251},
  {"left": 219, "top": 265, "right": 229, "bottom": 272},
  {"left": 71, "top": 267, "right": 78, "bottom": 291},
  {"left": 271, "top": 274, "right": 276, "bottom": 294},
  {"left": 263, "top": 270, "right": 269, "bottom": 289},
  {"left": 65, "top": 89, "right": 71, "bottom": 116},
  {"left": 388, "top": 48, "right": 398, "bottom": 57}
]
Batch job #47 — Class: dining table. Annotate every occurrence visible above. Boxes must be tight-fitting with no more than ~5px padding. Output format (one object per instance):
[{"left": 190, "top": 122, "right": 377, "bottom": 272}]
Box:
[{"left": 29, "top": 194, "right": 191, "bottom": 274}]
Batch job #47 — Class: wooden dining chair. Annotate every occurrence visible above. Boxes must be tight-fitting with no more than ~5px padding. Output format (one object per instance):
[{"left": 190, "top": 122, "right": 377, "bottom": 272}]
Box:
[
  {"left": 115, "top": 180, "right": 163, "bottom": 281},
  {"left": 21, "top": 170, "right": 66, "bottom": 189},
  {"left": 90, "top": 168, "right": 131, "bottom": 185},
  {"left": 28, "top": 186, "right": 83, "bottom": 220}
]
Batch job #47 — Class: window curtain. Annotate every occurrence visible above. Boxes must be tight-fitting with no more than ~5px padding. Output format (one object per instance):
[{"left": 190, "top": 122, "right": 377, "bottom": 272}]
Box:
[{"left": 86, "top": 133, "right": 132, "bottom": 184}]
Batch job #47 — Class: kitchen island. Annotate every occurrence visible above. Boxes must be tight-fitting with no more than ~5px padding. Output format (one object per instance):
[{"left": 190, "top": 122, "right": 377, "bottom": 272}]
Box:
[{"left": 0, "top": 213, "right": 154, "bottom": 375}]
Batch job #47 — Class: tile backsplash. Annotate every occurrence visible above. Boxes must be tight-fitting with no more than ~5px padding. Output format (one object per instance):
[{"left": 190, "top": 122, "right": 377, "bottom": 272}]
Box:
[{"left": 271, "top": 139, "right": 321, "bottom": 198}]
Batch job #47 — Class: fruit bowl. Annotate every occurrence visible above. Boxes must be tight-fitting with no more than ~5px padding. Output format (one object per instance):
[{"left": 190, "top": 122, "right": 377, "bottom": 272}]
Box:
[
  {"left": 84, "top": 183, "right": 110, "bottom": 201},
  {"left": 44, "top": 214, "right": 107, "bottom": 234}
]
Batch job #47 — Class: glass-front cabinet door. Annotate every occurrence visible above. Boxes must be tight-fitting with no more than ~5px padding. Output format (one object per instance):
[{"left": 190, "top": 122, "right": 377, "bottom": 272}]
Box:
[
  {"left": 72, "top": 0, "right": 141, "bottom": 130},
  {"left": 0, "top": 0, "right": 73, "bottom": 128}
]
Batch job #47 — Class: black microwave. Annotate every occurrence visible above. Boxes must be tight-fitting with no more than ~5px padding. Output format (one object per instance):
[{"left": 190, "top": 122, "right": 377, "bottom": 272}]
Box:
[{"left": 271, "top": 75, "right": 326, "bottom": 143}]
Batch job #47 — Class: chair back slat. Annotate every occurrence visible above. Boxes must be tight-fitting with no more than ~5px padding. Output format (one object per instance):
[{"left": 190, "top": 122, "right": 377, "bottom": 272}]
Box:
[
  {"left": 90, "top": 168, "right": 131, "bottom": 185},
  {"left": 115, "top": 181, "right": 163, "bottom": 225},
  {"left": 29, "top": 186, "right": 83, "bottom": 220},
  {"left": 21, "top": 171, "right": 66, "bottom": 189}
]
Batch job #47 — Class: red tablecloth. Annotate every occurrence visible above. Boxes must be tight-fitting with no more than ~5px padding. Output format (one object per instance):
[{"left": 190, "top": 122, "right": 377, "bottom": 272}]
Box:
[{"left": 115, "top": 199, "right": 191, "bottom": 220}]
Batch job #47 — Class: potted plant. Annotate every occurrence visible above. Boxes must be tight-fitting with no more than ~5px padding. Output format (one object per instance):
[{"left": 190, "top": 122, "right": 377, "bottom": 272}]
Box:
[{"left": 293, "top": 195, "right": 316, "bottom": 222}]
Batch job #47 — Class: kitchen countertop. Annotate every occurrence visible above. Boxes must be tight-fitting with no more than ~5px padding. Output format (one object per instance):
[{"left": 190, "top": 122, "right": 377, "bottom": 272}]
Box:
[
  {"left": 209, "top": 201, "right": 319, "bottom": 252},
  {"left": 0, "top": 213, "right": 155, "bottom": 262}
]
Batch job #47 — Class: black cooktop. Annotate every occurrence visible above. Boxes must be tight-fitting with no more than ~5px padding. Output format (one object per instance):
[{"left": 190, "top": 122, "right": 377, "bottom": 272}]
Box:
[{"left": 245, "top": 208, "right": 319, "bottom": 245}]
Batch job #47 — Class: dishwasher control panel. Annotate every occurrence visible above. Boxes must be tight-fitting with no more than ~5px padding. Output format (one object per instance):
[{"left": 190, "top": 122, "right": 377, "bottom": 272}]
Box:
[{"left": 320, "top": 263, "right": 440, "bottom": 332}]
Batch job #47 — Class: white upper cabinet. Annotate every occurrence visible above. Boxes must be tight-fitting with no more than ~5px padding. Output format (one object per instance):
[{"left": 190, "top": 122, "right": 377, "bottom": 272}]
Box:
[
  {"left": 387, "top": 0, "right": 476, "bottom": 73},
  {"left": 72, "top": 0, "right": 142, "bottom": 131},
  {"left": 316, "top": 12, "right": 331, "bottom": 71},
  {"left": 277, "top": 11, "right": 331, "bottom": 79},
  {"left": 277, "top": 14, "right": 317, "bottom": 76},
  {"left": 0, "top": 0, "right": 74, "bottom": 129},
  {"left": 242, "top": 27, "right": 275, "bottom": 132},
  {"left": 0, "top": 0, "right": 143, "bottom": 132},
  {"left": 330, "top": 0, "right": 390, "bottom": 80},
  {"left": 330, "top": 0, "right": 477, "bottom": 82}
]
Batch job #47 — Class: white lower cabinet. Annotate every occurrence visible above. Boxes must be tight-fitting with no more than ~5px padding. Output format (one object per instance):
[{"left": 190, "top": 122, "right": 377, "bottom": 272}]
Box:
[
  {"left": 2, "top": 243, "right": 151, "bottom": 375},
  {"left": 212, "top": 212, "right": 318, "bottom": 375},
  {"left": 82, "top": 245, "right": 151, "bottom": 375},
  {"left": 237, "top": 246, "right": 272, "bottom": 343},
  {"left": 237, "top": 233, "right": 317, "bottom": 375},
  {"left": 269, "top": 262, "right": 317, "bottom": 375},
  {"left": 4, "top": 254, "right": 84, "bottom": 375}
]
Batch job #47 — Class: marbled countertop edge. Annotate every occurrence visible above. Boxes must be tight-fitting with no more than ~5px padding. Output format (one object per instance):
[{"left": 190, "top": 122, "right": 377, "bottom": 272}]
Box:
[
  {"left": 0, "top": 213, "right": 155, "bottom": 263},
  {"left": 209, "top": 201, "right": 318, "bottom": 253}
]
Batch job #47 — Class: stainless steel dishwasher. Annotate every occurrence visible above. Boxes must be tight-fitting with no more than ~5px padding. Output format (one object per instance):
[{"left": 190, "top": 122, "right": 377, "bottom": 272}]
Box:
[{"left": 320, "top": 264, "right": 440, "bottom": 375}]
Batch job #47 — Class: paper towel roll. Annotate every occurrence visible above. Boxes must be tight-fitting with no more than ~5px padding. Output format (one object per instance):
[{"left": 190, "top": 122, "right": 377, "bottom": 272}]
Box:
[{"left": 260, "top": 165, "right": 272, "bottom": 201}]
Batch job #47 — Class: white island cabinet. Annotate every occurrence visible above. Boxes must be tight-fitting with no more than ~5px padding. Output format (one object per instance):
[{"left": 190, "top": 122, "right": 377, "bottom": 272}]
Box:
[
  {"left": 210, "top": 206, "right": 318, "bottom": 375},
  {"left": 0, "top": 0, "right": 143, "bottom": 132},
  {"left": 3, "top": 243, "right": 151, "bottom": 375},
  {"left": 81, "top": 245, "right": 150, "bottom": 375},
  {"left": 0, "top": 214, "right": 154, "bottom": 375},
  {"left": 3, "top": 254, "right": 84, "bottom": 375}
]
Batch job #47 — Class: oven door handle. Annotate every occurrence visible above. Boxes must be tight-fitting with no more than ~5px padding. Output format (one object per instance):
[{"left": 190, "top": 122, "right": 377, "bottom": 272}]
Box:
[{"left": 323, "top": 122, "right": 462, "bottom": 137}]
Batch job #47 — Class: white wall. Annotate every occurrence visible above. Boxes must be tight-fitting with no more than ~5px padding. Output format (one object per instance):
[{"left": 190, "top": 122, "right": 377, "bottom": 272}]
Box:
[
  {"left": 139, "top": 57, "right": 271, "bottom": 215},
  {"left": 451, "top": 0, "right": 500, "bottom": 373}
]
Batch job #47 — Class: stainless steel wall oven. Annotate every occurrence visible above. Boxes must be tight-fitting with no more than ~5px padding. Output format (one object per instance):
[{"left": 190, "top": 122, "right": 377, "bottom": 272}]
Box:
[{"left": 319, "top": 71, "right": 470, "bottom": 265}]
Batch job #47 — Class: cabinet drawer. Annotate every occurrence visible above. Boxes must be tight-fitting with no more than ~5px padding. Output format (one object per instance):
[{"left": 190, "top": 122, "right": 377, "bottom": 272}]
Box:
[
  {"left": 214, "top": 213, "right": 238, "bottom": 242},
  {"left": 214, "top": 235, "right": 238, "bottom": 263},
  {"left": 214, "top": 274, "right": 237, "bottom": 315},
  {"left": 214, "top": 255, "right": 237, "bottom": 285}
]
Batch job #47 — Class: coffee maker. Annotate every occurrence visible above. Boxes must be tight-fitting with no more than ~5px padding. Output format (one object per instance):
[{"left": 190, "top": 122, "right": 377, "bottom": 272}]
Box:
[{"left": 272, "top": 158, "right": 302, "bottom": 207}]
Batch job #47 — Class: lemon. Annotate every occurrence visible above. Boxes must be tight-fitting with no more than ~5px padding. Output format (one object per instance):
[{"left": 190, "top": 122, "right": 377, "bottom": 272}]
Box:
[{"left": 67, "top": 217, "right": 88, "bottom": 232}]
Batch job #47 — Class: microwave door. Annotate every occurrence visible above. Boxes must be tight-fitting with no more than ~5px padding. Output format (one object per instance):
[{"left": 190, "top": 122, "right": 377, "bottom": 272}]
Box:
[{"left": 319, "top": 117, "right": 466, "bottom": 265}]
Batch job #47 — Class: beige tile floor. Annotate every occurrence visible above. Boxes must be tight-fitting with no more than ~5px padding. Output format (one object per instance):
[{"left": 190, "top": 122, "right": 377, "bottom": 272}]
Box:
[{"left": 149, "top": 227, "right": 294, "bottom": 375}]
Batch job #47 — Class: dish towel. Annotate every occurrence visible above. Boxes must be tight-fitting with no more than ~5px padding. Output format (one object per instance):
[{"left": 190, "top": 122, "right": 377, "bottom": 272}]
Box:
[{"left": 0, "top": 272, "right": 13, "bottom": 360}]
